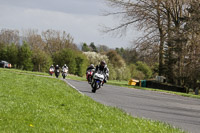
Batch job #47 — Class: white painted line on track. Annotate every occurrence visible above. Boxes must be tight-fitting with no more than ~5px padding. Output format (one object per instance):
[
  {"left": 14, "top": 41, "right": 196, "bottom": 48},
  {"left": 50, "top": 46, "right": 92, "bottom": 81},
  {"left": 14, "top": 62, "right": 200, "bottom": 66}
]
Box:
[{"left": 65, "top": 79, "right": 84, "bottom": 96}]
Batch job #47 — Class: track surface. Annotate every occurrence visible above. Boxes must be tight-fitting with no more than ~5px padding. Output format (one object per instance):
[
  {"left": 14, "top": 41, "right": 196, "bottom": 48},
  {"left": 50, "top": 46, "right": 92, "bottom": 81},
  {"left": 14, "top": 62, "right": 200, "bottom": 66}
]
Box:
[{"left": 66, "top": 79, "right": 200, "bottom": 133}]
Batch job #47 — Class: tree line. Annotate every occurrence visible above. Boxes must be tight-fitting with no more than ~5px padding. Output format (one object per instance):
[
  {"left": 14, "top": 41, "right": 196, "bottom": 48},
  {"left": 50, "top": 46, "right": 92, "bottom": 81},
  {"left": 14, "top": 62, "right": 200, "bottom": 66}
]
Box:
[
  {"left": 0, "top": 29, "right": 88, "bottom": 76},
  {"left": 0, "top": 29, "right": 153, "bottom": 81}
]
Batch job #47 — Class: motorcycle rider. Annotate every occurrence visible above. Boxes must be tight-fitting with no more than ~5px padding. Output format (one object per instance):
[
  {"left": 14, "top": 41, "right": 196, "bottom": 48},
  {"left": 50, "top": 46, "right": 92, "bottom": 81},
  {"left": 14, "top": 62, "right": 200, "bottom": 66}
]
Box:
[
  {"left": 86, "top": 64, "right": 95, "bottom": 82},
  {"left": 49, "top": 65, "right": 55, "bottom": 76},
  {"left": 50, "top": 64, "right": 54, "bottom": 69},
  {"left": 61, "top": 64, "right": 68, "bottom": 79},
  {"left": 94, "top": 60, "right": 109, "bottom": 83},
  {"left": 62, "top": 64, "right": 68, "bottom": 70},
  {"left": 55, "top": 65, "right": 60, "bottom": 78},
  {"left": 86, "top": 64, "right": 95, "bottom": 73}
]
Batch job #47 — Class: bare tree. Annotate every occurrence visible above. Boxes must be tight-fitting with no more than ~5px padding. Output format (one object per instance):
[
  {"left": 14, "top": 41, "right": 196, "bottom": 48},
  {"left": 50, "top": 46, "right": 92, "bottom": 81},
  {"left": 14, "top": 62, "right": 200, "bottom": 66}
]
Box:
[
  {"left": 0, "top": 29, "right": 20, "bottom": 45},
  {"left": 42, "top": 29, "right": 74, "bottom": 56},
  {"left": 104, "top": 0, "right": 200, "bottom": 90},
  {"left": 22, "top": 29, "right": 45, "bottom": 51},
  {"left": 104, "top": 0, "right": 167, "bottom": 75}
]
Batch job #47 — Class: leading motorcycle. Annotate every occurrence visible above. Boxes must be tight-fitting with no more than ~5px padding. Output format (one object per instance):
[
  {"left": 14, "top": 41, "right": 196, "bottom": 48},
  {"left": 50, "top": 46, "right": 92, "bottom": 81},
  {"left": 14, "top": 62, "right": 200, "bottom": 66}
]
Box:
[{"left": 91, "top": 71, "right": 104, "bottom": 93}]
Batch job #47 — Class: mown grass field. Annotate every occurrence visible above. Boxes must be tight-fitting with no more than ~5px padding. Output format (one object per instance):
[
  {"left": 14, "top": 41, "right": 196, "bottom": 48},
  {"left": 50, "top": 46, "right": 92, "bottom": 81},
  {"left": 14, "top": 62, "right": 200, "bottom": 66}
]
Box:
[{"left": 0, "top": 68, "right": 184, "bottom": 133}]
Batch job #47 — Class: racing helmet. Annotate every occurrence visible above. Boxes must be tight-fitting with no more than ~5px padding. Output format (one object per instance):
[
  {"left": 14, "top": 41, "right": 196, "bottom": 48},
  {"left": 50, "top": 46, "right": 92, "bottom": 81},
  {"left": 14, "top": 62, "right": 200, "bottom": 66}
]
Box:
[
  {"left": 100, "top": 60, "right": 106, "bottom": 67},
  {"left": 91, "top": 64, "right": 94, "bottom": 67}
]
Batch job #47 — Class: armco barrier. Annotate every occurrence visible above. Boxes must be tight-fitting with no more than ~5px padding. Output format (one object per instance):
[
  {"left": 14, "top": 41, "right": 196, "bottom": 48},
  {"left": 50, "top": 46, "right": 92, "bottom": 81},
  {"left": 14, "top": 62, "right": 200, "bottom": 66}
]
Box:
[{"left": 146, "top": 80, "right": 186, "bottom": 93}]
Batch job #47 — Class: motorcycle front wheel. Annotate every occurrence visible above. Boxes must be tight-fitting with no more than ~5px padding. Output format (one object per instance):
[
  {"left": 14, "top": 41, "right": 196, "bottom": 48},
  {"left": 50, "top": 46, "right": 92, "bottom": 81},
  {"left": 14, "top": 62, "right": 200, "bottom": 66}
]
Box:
[{"left": 91, "top": 81, "right": 97, "bottom": 93}]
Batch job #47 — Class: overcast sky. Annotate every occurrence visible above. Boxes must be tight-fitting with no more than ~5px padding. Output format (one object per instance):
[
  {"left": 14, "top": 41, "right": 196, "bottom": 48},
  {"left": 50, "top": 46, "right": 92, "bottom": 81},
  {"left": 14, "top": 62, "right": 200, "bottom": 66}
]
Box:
[{"left": 0, "top": 0, "right": 140, "bottom": 48}]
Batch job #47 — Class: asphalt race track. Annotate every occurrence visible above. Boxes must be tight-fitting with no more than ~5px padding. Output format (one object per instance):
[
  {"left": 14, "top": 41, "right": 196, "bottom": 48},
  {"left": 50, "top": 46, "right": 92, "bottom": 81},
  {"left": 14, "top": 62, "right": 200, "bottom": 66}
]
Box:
[{"left": 65, "top": 79, "right": 200, "bottom": 133}]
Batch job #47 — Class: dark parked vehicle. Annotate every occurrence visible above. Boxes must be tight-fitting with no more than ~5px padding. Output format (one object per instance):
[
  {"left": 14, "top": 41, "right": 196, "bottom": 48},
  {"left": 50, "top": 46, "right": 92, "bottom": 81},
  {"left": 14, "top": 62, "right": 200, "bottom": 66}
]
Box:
[{"left": 0, "top": 60, "right": 12, "bottom": 68}]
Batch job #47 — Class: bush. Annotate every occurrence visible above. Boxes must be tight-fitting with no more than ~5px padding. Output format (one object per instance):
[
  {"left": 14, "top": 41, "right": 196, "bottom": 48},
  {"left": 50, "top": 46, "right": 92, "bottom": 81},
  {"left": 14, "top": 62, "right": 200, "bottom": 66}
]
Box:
[
  {"left": 129, "top": 64, "right": 145, "bottom": 80},
  {"left": 136, "top": 61, "right": 152, "bottom": 79}
]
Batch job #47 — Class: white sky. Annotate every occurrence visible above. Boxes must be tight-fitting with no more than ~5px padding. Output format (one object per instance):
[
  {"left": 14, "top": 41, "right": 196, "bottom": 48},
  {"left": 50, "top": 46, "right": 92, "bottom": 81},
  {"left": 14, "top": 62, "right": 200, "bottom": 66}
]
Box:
[{"left": 0, "top": 0, "right": 141, "bottom": 48}]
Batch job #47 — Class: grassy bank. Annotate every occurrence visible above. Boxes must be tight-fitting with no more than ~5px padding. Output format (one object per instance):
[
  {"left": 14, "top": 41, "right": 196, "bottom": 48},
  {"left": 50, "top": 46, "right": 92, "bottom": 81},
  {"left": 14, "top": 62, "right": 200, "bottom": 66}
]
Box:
[
  {"left": 0, "top": 68, "right": 184, "bottom": 132},
  {"left": 2, "top": 68, "right": 49, "bottom": 76}
]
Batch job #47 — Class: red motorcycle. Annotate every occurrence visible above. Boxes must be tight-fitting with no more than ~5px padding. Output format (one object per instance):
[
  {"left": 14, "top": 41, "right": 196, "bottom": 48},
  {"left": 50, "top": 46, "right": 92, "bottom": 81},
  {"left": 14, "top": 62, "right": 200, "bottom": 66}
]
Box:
[
  {"left": 49, "top": 68, "right": 55, "bottom": 76},
  {"left": 86, "top": 69, "right": 94, "bottom": 84}
]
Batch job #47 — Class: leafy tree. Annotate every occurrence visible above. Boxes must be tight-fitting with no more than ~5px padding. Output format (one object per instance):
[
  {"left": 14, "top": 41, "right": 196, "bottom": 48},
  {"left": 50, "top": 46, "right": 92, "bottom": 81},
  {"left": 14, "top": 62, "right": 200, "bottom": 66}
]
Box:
[
  {"left": 122, "top": 67, "right": 131, "bottom": 80},
  {"left": 0, "top": 45, "right": 7, "bottom": 61},
  {"left": 107, "top": 63, "right": 117, "bottom": 80},
  {"left": 89, "top": 42, "right": 97, "bottom": 52},
  {"left": 53, "top": 48, "right": 89, "bottom": 76},
  {"left": 129, "top": 64, "right": 145, "bottom": 80},
  {"left": 82, "top": 43, "right": 90, "bottom": 52},
  {"left": 136, "top": 61, "right": 152, "bottom": 79},
  {"left": 7, "top": 43, "right": 18, "bottom": 68},
  {"left": 18, "top": 41, "right": 33, "bottom": 70},
  {"left": 97, "top": 45, "right": 110, "bottom": 53},
  {"left": 53, "top": 48, "right": 76, "bottom": 74},
  {"left": 115, "top": 47, "right": 125, "bottom": 57},
  {"left": 75, "top": 54, "right": 88, "bottom": 76},
  {"left": 32, "top": 49, "right": 53, "bottom": 72},
  {"left": 106, "top": 50, "right": 125, "bottom": 68}
]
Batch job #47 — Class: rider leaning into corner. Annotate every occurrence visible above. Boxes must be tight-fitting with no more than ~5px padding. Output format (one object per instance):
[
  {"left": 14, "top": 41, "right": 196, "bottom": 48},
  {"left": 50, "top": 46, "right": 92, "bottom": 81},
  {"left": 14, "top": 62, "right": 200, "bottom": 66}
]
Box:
[{"left": 94, "top": 60, "right": 109, "bottom": 84}]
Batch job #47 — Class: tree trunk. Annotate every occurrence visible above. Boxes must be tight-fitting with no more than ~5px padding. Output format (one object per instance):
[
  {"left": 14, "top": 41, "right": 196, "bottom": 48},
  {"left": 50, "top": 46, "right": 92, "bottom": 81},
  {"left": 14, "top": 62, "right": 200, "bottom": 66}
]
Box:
[
  {"left": 156, "top": 0, "right": 164, "bottom": 76},
  {"left": 166, "top": 7, "right": 174, "bottom": 83}
]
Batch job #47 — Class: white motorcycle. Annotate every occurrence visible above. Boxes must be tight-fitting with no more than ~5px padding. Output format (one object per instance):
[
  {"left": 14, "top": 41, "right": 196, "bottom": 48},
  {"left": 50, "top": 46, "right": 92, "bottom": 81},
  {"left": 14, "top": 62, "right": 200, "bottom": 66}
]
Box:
[
  {"left": 91, "top": 71, "right": 105, "bottom": 93},
  {"left": 62, "top": 68, "right": 68, "bottom": 79}
]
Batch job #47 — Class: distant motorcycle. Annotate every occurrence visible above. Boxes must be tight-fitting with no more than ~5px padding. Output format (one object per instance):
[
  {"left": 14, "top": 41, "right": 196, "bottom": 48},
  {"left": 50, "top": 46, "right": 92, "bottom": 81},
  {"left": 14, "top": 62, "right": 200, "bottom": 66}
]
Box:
[
  {"left": 62, "top": 68, "right": 68, "bottom": 79},
  {"left": 49, "top": 68, "right": 55, "bottom": 76},
  {"left": 86, "top": 69, "right": 94, "bottom": 84},
  {"left": 91, "top": 71, "right": 105, "bottom": 93},
  {"left": 55, "top": 69, "right": 60, "bottom": 78}
]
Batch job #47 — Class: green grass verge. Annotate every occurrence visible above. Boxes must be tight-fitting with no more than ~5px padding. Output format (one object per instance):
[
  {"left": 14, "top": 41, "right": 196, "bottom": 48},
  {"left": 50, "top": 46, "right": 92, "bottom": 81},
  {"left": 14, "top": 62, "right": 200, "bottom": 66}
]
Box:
[
  {"left": 67, "top": 74, "right": 87, "bottom": 81},
  {"left": 66, "top": 74, "right": 200, "bottom": 99},
  {"left": 107, "top": 80, "right": 200, "bottom": 99},
  {"left": 2, "top": 68, "right": 49, "bottom": 76},
  {"left": 0, "top": 69, "right": 184, "bottom": 133}
]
